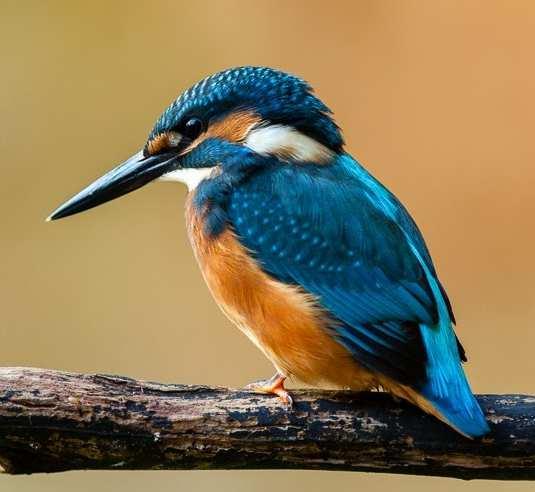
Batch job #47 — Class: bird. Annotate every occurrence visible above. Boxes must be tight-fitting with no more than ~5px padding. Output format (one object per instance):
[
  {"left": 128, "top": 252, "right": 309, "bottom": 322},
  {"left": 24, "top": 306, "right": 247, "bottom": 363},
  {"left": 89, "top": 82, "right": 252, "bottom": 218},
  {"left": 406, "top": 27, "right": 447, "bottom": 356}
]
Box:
[{"left": 48, "top": 66, "right": 490, "bottom": 438}]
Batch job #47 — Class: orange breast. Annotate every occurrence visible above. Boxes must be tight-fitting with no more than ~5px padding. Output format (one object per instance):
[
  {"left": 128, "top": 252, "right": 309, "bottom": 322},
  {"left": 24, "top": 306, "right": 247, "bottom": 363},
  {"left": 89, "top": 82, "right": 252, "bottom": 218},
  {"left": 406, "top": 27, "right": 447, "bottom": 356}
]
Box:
[{"left": 185, "top": 195, "right": 378, "bottom": 389}]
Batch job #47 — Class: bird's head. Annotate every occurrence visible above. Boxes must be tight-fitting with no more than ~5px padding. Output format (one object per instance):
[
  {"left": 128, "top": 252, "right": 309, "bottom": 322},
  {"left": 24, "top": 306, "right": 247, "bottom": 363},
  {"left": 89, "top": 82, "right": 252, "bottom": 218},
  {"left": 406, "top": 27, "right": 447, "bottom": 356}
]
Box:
[{"left": 48, "top": 66, "right": 344, "bottom": 221}]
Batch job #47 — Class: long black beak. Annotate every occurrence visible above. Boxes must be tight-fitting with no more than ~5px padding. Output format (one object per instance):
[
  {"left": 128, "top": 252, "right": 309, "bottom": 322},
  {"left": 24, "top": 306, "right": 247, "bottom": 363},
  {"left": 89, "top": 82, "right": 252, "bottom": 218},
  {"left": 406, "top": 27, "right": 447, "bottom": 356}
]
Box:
[{"left": 47, "top": 150, "right": 179, "bottom": 221}]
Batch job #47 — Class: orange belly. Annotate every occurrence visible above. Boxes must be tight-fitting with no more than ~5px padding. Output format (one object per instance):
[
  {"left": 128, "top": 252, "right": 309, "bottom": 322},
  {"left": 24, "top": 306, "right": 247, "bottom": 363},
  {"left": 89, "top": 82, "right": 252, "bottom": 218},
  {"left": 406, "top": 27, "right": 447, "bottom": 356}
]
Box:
[{"left": 185, "top": 195, "right": 378, "bottom": 390}]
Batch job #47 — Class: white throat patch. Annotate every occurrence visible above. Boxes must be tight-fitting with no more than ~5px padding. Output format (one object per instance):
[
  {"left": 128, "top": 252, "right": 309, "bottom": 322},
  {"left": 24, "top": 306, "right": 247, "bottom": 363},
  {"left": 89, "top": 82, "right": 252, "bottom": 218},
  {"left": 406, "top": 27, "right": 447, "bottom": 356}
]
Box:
[
  {"left": 159, "top": 167, "right": 214, "bottom": 191},
  {"left": 245, "top": 124, "right": 334, "bottom": 163}
]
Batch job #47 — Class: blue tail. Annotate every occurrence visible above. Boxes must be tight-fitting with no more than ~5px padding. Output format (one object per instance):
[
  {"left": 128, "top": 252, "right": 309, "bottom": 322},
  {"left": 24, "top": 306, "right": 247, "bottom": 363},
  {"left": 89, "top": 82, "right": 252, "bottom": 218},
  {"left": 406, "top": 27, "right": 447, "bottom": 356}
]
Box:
[
  {"left": 419, "top": 318, "right": 490, "bottom": 438},
  {"left": 407, "top": 245, "right": 489, "bottom": 438}
]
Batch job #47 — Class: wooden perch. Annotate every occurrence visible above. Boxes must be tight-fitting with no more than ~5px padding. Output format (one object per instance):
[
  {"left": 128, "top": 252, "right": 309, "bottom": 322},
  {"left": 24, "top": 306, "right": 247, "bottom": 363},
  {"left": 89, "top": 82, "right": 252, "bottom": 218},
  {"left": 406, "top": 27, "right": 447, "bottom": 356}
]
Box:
[{"left": 0, "top": 368, "right": 533, "bottom": 479}]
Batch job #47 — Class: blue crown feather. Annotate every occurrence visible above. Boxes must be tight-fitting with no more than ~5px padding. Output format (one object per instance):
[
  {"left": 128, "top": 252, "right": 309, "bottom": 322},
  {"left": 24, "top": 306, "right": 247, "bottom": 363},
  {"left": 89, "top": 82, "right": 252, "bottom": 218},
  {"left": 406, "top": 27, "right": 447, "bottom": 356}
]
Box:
[{"left": 150, "top": 66, "right": 344, "bottom": 152}]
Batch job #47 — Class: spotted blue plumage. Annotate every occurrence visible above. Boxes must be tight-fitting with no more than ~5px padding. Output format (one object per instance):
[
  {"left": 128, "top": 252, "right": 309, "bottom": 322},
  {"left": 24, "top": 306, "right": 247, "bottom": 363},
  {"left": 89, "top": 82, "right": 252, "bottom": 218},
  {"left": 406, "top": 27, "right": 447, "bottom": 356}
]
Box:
[{"left": 224, "top": 153, "right": 489, "bottom": 437}]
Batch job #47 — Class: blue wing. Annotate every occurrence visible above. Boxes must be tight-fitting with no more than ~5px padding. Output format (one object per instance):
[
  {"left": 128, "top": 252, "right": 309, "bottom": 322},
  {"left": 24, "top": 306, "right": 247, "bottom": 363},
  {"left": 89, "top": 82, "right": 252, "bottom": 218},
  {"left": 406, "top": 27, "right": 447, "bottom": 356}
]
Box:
[
  {"left": 227, "top": 154, "right": 452, "bottom": 386},
  {"left": 224, "top": 153, "right": 488, "bottom": 437}
]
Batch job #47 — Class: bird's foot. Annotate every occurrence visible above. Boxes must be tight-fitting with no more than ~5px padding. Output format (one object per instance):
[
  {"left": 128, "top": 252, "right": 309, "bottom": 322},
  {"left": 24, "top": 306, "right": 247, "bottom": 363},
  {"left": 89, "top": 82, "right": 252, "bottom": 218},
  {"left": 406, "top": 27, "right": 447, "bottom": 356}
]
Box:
[{"left": 245, "top": 373, "right": 293, "bottom": 407}]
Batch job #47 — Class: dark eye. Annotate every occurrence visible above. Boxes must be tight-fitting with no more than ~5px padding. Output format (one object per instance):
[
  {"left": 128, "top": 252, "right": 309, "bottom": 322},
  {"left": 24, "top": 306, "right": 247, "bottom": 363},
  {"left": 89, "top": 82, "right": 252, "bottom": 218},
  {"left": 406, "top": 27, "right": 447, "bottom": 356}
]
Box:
[{"left": 182, "top": 117, "right": 204, "bottom": 140}]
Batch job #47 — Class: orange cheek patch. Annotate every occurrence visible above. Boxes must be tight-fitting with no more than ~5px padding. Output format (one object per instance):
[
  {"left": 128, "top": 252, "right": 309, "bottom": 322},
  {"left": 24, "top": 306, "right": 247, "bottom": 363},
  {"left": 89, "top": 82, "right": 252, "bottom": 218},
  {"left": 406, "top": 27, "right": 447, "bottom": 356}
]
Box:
[
  {"left": 146, "top": 132, "right": 171, "bottom": 155},
  {"left": 180, "top": 110, "right": 262, "bottom": 155},
  {"left": 207, "top": 110, "right": 262, "bottom": 142}
]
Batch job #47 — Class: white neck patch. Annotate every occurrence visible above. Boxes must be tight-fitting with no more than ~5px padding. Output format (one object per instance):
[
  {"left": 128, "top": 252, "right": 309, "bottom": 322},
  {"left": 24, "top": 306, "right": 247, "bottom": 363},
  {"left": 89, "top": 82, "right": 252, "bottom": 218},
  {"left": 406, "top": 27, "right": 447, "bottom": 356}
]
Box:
[
  {"left": 245, "top": 124, "right": 334, "bottom": 163},
  {"left": 159, "top": 167, "right": 214, "bottom": 191}
]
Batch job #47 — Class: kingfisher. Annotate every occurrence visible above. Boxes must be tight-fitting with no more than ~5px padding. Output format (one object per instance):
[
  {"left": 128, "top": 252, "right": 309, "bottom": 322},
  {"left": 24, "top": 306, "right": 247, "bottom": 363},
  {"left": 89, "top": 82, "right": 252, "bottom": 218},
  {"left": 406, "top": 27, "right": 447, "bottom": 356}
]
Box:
[{"left": 48, "top": 66, "right": 489, "bottom": 438}]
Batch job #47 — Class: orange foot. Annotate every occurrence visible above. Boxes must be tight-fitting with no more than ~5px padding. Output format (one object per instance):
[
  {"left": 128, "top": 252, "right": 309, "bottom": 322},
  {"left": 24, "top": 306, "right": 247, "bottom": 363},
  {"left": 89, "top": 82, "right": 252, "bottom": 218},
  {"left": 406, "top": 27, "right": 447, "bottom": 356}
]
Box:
[{"left": 245, "top": 373, "right": 293, "bottom": 407}]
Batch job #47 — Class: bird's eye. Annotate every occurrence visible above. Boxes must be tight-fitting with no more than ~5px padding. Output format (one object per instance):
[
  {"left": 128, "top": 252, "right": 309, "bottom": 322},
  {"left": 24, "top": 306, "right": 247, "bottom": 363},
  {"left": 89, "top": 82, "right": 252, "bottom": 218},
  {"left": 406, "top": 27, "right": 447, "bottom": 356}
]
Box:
[{"left": 182, "top": 117, "right": 205, "bottom": 140}]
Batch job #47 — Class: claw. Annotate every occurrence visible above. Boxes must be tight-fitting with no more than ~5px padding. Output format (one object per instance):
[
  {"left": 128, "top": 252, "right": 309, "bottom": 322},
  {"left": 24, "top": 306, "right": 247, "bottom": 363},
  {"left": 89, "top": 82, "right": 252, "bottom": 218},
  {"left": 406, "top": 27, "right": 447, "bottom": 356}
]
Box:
[{"left": 245, "top": 373, "right": 293, "bottom": 408}]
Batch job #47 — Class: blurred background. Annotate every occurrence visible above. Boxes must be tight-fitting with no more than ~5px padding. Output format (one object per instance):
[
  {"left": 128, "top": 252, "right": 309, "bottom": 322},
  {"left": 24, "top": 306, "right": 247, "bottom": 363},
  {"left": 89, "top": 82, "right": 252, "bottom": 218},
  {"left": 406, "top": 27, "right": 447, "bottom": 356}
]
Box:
[{"left": 2, "top": 0, "right": 534, "bottom": 490}]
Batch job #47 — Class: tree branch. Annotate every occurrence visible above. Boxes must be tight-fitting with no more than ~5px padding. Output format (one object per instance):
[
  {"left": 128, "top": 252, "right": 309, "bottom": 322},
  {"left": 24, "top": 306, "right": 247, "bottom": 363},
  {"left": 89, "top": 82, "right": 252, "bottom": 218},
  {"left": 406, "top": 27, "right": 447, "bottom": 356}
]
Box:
[{"left": 0, "top": 367, "right": 533, "bottom": 479}]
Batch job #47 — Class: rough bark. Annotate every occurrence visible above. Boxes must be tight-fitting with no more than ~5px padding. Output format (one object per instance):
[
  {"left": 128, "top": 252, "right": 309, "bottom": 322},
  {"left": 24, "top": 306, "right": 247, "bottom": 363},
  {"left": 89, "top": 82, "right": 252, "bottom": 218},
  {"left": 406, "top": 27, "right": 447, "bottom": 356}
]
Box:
[{"left": 0, "top": 367, "right": 533, "bottom": 479}]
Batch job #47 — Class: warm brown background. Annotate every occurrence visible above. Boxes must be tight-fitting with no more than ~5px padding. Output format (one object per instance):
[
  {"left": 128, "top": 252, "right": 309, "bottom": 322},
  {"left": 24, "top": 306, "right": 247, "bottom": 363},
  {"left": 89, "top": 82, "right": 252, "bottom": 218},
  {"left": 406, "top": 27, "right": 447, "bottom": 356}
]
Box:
[{"left": 1, "top": 0, "right": 534, "bottom": 490}]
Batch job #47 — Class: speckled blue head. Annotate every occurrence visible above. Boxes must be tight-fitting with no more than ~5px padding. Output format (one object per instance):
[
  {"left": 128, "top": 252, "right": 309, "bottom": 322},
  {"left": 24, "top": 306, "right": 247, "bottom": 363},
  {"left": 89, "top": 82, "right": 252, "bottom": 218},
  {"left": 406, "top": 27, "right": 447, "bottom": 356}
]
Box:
[
  {"left": 48, "top": 66, "right": 344, "bottom": 221},
  {"left": 149, "top": 66, "right": 344, "bottom": 153}
]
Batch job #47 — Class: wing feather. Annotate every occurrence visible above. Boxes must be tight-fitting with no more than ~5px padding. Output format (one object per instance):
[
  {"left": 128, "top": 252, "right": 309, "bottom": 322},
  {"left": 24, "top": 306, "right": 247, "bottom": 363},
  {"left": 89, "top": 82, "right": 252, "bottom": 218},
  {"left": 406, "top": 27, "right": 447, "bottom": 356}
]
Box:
[{"left": 227, "top": 155, "right": 451, "bottom": 386}]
